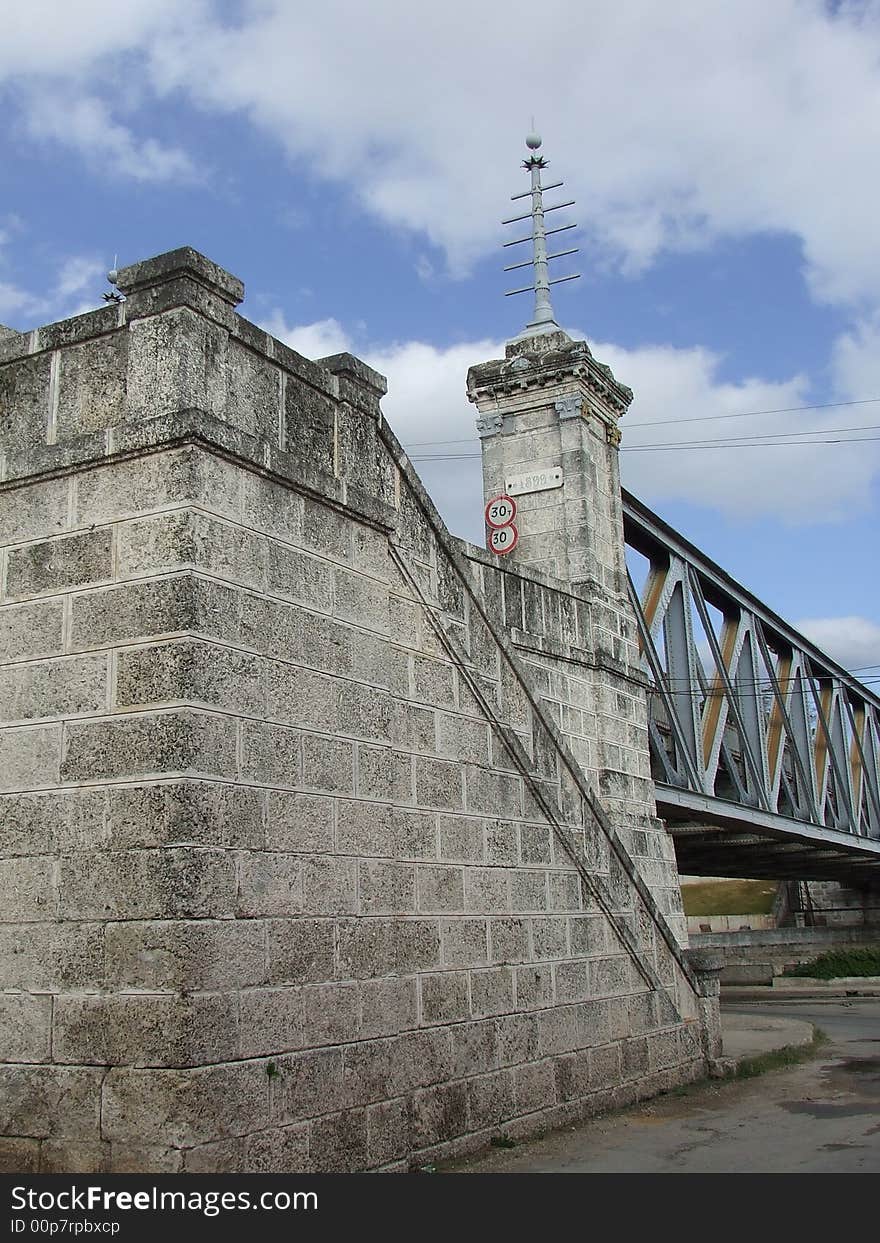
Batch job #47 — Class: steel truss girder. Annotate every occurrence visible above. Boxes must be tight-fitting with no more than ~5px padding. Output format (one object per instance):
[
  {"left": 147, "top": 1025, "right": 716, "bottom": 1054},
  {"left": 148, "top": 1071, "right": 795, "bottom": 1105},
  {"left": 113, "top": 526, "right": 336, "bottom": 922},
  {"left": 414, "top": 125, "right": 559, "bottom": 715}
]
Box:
[{"left": 624, "top": 490, "right": 880, "bottom": 862}]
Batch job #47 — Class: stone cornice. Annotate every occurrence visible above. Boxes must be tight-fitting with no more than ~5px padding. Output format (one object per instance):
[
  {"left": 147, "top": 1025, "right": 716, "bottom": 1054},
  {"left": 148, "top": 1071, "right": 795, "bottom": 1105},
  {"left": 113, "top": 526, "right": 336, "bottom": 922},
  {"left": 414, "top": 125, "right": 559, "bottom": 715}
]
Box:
[{"left": 466, "top": 334, "right": 633, "bottom": 416}]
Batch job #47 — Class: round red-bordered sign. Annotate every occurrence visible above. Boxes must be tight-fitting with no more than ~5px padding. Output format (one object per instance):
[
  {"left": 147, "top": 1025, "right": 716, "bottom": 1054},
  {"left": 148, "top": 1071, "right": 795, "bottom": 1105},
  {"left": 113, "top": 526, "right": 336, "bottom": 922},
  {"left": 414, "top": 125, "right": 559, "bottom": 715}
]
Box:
[
  {"left": 484, "top": 494, "right": 517, "bottom": 529},
  {"left": 488, "top": 523, "right": 519, "bottom": 555}
]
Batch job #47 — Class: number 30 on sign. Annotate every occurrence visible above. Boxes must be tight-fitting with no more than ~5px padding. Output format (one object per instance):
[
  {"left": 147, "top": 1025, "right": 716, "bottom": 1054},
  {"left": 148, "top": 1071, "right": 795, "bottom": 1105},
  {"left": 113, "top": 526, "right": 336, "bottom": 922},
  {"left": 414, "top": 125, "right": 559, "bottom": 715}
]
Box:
[
  {"left": 484, "top": 495, "right": 517, "bottom": 529},
  {"left": 488, "top": 524, "right": 518, "bottom": 555}
]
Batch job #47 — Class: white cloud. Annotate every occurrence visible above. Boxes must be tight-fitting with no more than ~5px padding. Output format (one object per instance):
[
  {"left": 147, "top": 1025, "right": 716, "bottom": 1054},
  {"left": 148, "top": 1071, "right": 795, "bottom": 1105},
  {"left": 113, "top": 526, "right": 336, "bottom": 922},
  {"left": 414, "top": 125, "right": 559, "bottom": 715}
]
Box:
[
  {"left": 258, "top": 313, "right": 352, "bottom": 361},
  {"left": 0, "top": 248, "right": 104, "bottom": 330},
  {"left": 23, "top": 94, "right": 197, "bottom": 184},
  {"left": 5, "top": 3, "right": 880, "bottom": 305},
  {"left": 796, "top": 616, "right": 880, "bottom": 673}
]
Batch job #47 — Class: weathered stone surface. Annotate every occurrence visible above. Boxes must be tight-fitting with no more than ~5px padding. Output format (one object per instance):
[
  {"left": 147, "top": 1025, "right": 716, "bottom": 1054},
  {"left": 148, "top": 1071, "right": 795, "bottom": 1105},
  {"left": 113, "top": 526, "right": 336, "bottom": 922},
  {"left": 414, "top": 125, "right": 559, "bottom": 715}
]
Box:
[
  {"left": 59, "top": 847, "right": 237, "bottom": 920},
  {"left": 0, "top": 477, "right": 68, "bottom": 547},
  {"left": 0, "top": 353, "right": 51, "bottom": 453},
  {"left": 0, "top": 993, "right": 52, "bottom": 1061},
  {"left": 61, "top": 711, "right": 238, "bottom": 782},
  {"left": 0, "top": 724, "right": 61, "bottom": 791},
  {"left": 0, "top": 597, "right": 65, "bottom": 662},
  {"left": 54, "top": 994, "right": 239, "bottom": 1067},
  {"left": 0, "top": 1066, "right": 103, "bottom": 1139},
  {"left": 105, "top": 920, "right": 267, "bottom": 991},
  {"left": 5, "top": 529, "right": 113, "bottom": 599},
  {"left": 116, "top": 639, "right": 265, "bottom": 715},
  {"left": 116, "top": 510, "right": 267, "bottom": 589},
  {"left": 0, "top": 653, "right": 107, "bottom": 724},
  {"left": 102, "top": 1062, "right": 270, "bottom": 1148}
]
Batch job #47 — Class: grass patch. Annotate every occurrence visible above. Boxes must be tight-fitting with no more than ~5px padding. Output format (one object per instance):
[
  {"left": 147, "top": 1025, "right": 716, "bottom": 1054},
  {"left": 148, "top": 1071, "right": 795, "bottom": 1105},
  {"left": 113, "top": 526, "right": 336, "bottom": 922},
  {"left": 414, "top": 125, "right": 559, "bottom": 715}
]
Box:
[
  {"left": 783, "top": 946, "right": 880, "bottom": 979},
  {"left": 681, "top": 879, "right": 777, "bottom": 917},
  {"left": 727, "top": 1028, "right": 828, "bottom": 1080}
]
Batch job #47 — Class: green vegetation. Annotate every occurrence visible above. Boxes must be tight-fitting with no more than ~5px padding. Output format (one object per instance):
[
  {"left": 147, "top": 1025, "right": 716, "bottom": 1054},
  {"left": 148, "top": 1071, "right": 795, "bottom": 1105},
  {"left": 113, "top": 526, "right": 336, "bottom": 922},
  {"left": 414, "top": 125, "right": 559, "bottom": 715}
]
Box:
[
  {"left": 681, "top": 879, "right": 777, "bottom": 917},
  {"left": 726, "top": 1028, "right": 828, "bottom": 1079},
  {"left": 784, "top": 946, "right": 880, "bottom": 979}
]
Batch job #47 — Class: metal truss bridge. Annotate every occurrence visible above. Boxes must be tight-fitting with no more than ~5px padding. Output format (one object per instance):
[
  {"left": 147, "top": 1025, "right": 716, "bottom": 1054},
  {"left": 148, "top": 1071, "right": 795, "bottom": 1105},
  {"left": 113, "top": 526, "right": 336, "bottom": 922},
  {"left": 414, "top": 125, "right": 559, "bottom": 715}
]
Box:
[{"left": 623, "top": 491, "right": 880, "bottom": 887}]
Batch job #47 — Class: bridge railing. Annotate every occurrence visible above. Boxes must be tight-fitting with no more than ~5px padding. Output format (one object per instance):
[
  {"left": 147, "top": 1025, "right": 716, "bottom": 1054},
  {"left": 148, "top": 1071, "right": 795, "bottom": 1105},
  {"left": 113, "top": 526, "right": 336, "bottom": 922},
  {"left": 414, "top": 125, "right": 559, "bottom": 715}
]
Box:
[{"left": 622, "top": 490, "right": 880, "bottom": 841}]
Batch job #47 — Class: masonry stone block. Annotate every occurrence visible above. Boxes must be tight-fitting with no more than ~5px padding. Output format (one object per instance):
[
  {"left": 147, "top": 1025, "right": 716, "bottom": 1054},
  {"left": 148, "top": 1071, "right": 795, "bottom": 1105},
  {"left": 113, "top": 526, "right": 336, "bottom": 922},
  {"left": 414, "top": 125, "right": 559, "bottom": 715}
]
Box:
[
  {"left": 359, "top": 860, "right": 416, "bottom": 914},
  {"left": 467, "top": 1069, "right": 515, "bottom": 1130},
  {"left": 116, "top": 640, "right": 264, "bottom": 716},
  {"left": 531, "top": 916, "right": 569, "bottom": 960},
  {"left": 54, "top": 994, "right": 239, "bottom": 1067},
  {"left": 514, "top": 963, "right": 554, "bottom": 1011},
  {"left": 356, "top": 744, "right": 412, "bottom": 802},
  {"left": 417, "top": 964, "right": 467, "bottom": 1024},
  {"left": 510, "top": 870, "right": 547, "bottom": 913},
  {"left": 105, "top": 919, "right": 267, "bottom": 992},
  {"left": 239, "top": 988, "right": 303, "bottom": 1058},
  {"left": 2, "top": 653, "right": 108, "bottom": 726},
  {"left": 512, "top": 1060, "right": 556, "bottom": 1116},
  {"left": 0, "top": 923, "right": 103, "bottom": 992},
  {"left": 271, "top": 1048, "right": 346, "bottom": 1124},
  {"left": 0, "top": 478, "right": 68, "bottom": 548},
  {"left": 465, "top": 868, "right": 509, "bottom": 913},
  {"left": 496, "top": 1012, "right": 541, "bottom": 1068},
  {"left": 0, "top": 353, "right": 51, "bottom": 453},
  {"left": 241, "top": 1124, "right": 310, "bottom": 1175},
  {"left": 471, "top": 965, "right": 515, "bottom": 1018},
  {"left": 0, "top": 856, "right": 56, "bottom": 921},
  {"left": 103, "top": 1061, "right": 270, "bottom": 1148},
  {"left": 439, "top": 917, "right": 489, "bottom": 967},
  {"left": 105, "top": 781, "right": 264, "bottom": 851},
  {"left": 5, "top": 529, "right": 113, "bottom": 600},
  {"left": 266, "top": 790, "right": 334, "bottom": 854},
  {"left": 414, "top": 756, "right": 463, "bottom": 811},
  {"left": 0, "top": 598, "right": 64, "bottom": 665},
  {"left": 266, "top": 542, "right": 333, "bottom": 613},
  {"left": 76, "top": 449, "right": 241, "bottom": 527},
  {"left": 61, "top": 711, "right": 238, "bottom": 782},
  {"left": 267, "top": 919, "right": 336, "bottom": 986},
  {"left": 301, "top": 854, "right": 358, "bottom": 915},
  {"left": 301, "top": 734, "right": 355, "bottom": 793},
  {"left": 411, "top": 1082, "right": 468, "bottom": 1148},
  {"left": 0, "top": 723, "right": 61, "bottom": 790},
  {"left": 60, "top": 847, "right": 236, "bottom": 921},
  {"left": 309, "top": 1109, "right": 369, "bottom": 1174},
  {"left": 439, "top": 814, "right": 484, "bottom": 862},
  {"left": 0, "top": 1138, "right": 40, "bottom": 1173},
  {"left": 0, "top": 992, "right": 52, "bottom": 1062},
  {"left": 367, "top": 1099, "right": 409, "bottom": 1167},
  {"left": 240, "top": 720, "right": 301, "bottom": 787},
  {"left": 336, "top": 918, "right": 440, "bottom": 979},
  {"left": 268, "top": 662, "right": 338, "bottom": 732},
  {"left": 303, "top": 982, "right": 360, "bottom": 1046},
  {"left": 416, "top": 864, "right": 464, "bottom": 913},
  {"left": 0, "top": 1066, "right": 103, "bottom": 1143},
  {"left": 117, "top": 511, "right": 266, "bottom": 589},
  {"left": 236, "top": 852, "right": 302, "bottom": 917},
  {"left": 359, "top": 977, "right": 418, "bottom": 1038}
]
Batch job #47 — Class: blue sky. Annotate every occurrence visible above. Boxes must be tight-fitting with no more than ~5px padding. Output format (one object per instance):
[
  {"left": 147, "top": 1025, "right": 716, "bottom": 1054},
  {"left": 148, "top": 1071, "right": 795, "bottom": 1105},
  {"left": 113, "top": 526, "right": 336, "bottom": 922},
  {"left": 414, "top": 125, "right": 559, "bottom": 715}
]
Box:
[{"left": 1, "top": 0, "right": 879, "bottom": 677}]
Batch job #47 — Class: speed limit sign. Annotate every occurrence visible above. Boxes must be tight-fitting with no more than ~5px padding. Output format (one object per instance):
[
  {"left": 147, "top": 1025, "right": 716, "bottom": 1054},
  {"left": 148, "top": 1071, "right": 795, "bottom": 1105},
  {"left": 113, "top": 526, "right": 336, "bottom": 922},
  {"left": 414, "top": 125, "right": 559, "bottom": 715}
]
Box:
[
  {"left": 485, "top": 495, "right": 517, "bottom": 529},
  {"left": 488, "top": 523, "right": 518, "bottom": 555}
]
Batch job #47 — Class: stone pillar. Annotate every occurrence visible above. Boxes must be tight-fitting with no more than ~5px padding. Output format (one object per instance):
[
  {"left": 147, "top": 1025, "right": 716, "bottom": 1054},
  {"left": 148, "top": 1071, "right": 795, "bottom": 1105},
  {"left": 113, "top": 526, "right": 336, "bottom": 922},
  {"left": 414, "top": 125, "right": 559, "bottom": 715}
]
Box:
[
  {"left": 467, "top": 330, "right": 688, "bottom": 943},
  {"left": 467, "top": 329, "right": 632, "bottom": 591},
  {"left": 684, "top": 949, "right": 724, "bottom": 1065}
]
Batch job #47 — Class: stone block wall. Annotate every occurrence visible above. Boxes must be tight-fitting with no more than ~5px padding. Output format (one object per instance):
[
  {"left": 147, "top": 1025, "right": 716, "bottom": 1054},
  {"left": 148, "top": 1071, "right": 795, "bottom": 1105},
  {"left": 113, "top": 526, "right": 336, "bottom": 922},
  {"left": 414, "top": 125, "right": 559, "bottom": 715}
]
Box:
[{"left": 0, "top": 248, "right": 714, "bottom": 1173}]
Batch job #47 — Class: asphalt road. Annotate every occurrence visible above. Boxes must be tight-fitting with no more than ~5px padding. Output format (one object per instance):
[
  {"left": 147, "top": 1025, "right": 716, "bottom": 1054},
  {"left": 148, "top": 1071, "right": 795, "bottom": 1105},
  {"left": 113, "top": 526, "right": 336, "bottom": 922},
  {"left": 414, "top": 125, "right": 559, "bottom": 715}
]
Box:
[{"left": 443, "top": 1000, "right": 880, "bottom": 1173}]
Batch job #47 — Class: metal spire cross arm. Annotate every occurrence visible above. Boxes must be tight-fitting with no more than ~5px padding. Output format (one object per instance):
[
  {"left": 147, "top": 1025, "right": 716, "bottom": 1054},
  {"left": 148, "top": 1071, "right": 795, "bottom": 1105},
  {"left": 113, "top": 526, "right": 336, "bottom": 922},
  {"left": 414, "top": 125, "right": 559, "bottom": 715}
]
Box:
[{"left": 502, "top": 133, "right": 580, "bottom": 337}]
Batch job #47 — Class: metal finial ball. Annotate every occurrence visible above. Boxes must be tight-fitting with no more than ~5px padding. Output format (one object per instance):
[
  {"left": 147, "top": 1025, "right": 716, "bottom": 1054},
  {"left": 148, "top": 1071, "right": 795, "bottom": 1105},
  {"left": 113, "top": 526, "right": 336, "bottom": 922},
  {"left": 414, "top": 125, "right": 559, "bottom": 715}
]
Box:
[{"left": 525, "top": 133, "right": 542, "bottom": 150}]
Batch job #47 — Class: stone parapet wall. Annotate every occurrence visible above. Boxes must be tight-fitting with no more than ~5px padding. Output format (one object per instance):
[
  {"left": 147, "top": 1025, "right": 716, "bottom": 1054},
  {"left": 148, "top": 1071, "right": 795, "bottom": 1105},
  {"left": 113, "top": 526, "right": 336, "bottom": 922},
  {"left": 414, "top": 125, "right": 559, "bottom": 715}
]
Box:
[{"left": 0, "top": 249, "right": 712, "bottom": 1173}]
